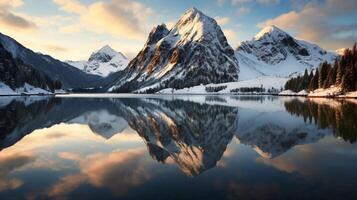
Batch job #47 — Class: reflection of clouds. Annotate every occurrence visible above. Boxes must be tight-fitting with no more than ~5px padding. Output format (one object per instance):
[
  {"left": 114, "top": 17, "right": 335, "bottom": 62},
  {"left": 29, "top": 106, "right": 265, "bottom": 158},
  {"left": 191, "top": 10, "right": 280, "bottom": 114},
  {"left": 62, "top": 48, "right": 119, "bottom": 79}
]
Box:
[
  {"left": 256, "top": 156, "right": 297, "bottom": 173},
  {"left": 217, "top": 139, "right": 239, "bottom": 168},
  {"left": 48, "top": 174, "right": 86, "bottom": 199},
  {"left": 0, "top": 123, "right": 149, "bottom": 198},
  {"left": 4, "top": 123, "right": 141, "bottom": 153},
  {"left": 49, "top": 149, "right": 151, "bottom": 198},
  {"left": 57, "top": 152, "right": 82, "bottom": 162},
  {"left": 256, "top": 137, "right": 357, "bottom": 176},
  {"left": 227, "top": 182, "right": 281, "bottom": 200},
  {"left": 256, "top": 144, "right": 320, "bottom": 175},
  {"left": 0, "top": 152, "right": 35, "bottom": 191},
  {"left": 83, "top": 149, "right": 150, "bottom": 194}
]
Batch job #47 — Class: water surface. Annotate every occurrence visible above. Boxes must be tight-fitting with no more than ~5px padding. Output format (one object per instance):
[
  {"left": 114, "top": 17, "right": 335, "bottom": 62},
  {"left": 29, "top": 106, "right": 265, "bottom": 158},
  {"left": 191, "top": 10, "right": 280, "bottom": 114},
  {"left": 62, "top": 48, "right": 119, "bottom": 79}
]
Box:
[{"left": 0, "top": 95, "right": 357, "bottom": 200}]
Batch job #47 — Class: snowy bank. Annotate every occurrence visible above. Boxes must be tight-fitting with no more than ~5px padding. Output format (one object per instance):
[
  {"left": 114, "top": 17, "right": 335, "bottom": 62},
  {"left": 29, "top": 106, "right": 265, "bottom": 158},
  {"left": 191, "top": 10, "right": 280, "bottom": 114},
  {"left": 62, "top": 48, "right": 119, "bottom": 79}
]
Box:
[
  {"left": 308, "top": 86, "right": 342, "bottom": 97},
  {"left": 0, "top": 82, "right": 54, "bottom": 96},
  {"left": 279, "top": 90, "right": 296, "bottom": 96},
  {"left": 154, "top": 76, "right": 288, "bottom": 94},
  {"left": 0, "top": 82, "right": 17, "bottom": 96},
  {"left": 345, "top": 91, "right": 357, "bottom": 98},
  {"left": 280, "top": 86, "right": 356, "bottom": 98},
  {"left": 279, "top": 90, "right": 308, "bottom": 96}
]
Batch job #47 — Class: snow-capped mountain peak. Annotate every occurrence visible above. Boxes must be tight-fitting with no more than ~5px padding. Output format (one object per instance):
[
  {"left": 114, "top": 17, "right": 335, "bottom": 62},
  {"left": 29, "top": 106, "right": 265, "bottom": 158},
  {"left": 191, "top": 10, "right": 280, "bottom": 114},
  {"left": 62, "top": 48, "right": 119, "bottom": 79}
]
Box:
[
  {"left": 89, "top": 45, "right": 125, "bottom": 62},
  {"left": 170, "top": 7, "right": 221, "bottom": 43},
  {"left": 67, "top": 45, "right": 129, "bottom": 77},
  {"left": 236, "top": 25, "right": 337, "bottom": 81},
  {"left": 253, "top": 25, "right": 289, "bottom": 40},
  {"left": 109, "top": 7, "right": 239, "bottom": 93}
]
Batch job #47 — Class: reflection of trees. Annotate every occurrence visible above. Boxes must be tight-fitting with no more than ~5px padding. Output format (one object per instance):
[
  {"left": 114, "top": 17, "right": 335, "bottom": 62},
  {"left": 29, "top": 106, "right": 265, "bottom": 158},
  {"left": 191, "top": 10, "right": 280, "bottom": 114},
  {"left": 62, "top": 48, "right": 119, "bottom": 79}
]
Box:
[
  {"left": 0, "top": 98, "right": 60, "bottom": 140},
  {"left": 284, "top": 99, "right": 357, "bottom": 143},
  {"left": 0, "top": 97, "right": 239, "bottom": 176}
]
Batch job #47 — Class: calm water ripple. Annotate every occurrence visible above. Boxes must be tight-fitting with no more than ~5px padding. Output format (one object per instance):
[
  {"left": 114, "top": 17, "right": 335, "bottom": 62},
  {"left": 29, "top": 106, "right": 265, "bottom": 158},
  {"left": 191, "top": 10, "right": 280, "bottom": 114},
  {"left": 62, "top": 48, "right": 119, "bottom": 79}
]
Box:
[{"left": 0, "top": 95, "right": 356, "bottom": 200}]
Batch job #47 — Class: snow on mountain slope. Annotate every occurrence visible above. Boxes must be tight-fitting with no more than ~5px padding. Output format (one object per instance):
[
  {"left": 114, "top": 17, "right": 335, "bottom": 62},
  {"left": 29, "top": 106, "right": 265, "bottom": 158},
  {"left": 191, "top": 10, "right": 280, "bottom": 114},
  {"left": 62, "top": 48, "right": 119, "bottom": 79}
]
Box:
[
  {"left": 109, "top": 7, "right": 239, "bottom": 93},
  {"left": 67, "top": 45, "right": 128, "bottom": 77},
  {"left": 0, "top": 41, "right": 59, "bottom": 94},
  {"left": 69, "top": 110, "right": 129, "bottom": 139},
  {"left": 15, "top": 83, "right": 52, "bottom": 95},
  {"left": 0, "top": 32, "right": 104, "bottom": 89},
  {"left": 156, "top": 76, "right": 288, "bottom": 94},
  {"left": 0, "top": 82, "right": 52, "bottom": 95},
  {"left": 236, "top": 25, "right": 338, "bottom": 81},
  {"left": 0, "top": 82, "right": 17, "bottom": 95}
]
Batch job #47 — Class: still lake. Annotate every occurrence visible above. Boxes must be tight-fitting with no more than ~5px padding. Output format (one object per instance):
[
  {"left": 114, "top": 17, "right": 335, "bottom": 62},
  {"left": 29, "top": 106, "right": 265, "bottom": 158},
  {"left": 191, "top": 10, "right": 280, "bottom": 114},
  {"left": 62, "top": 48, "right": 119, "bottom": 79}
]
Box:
[{"left": 0, "top": 95, "right": 356, "bottom": 200}]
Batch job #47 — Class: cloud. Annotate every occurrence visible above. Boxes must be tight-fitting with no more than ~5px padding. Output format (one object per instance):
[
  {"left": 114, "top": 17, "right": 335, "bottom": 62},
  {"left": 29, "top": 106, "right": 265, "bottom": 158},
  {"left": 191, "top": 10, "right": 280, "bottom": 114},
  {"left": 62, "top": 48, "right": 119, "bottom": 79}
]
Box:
[
  {"left": 0, "top": 0, "right": 36, "bottom": 30},
  {"left": 0, "top": 0, "right": 23, "bottom": 8},
  {"left": 231, "top": 0, "right": 279, "bottom": 5},
  {"left": 82, "top": 1, "right": 149, "bottom": 40},
  {"left": 45, "top": 44, "right": 68, "bottom": 52},
  {"left": 53, "top": 0, "right": 152, "bottom": 40},
  {"left": 257, "top": 0, "right": 357, "bottom": 49},
  {"left": 52, "top": 0, "right": 86, "bottom": 14},
  {"left": 223, "top": 29, "right": 240, "bottom": 46},
  {"left": 257, "top": 0, "right": 279, "bottom": 4},
  {"left": 217, "top": 0, "right": 225, "bottom": 6},
  {"left": 231, "top": 0, "right": 252, "bottom": 5},
  {"left": 237, "top": 6, "right": 251, "bottom": 16},
  {"left": 215, "top": 16, "right": 231, "bottom": 26}
]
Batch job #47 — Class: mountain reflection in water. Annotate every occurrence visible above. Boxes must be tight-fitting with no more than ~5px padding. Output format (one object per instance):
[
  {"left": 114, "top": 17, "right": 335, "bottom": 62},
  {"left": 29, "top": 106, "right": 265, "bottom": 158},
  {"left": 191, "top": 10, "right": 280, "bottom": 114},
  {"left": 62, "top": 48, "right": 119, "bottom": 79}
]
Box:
[{"left": 0, "top": 96, "right": 357, "bottom": 200}]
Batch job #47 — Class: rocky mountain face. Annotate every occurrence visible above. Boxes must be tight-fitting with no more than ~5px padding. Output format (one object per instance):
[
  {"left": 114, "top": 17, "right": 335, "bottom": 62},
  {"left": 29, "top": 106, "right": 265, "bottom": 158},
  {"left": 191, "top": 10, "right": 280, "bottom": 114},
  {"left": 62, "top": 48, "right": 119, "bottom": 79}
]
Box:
[
  {"left": 0, "top": 97, "right": 239, "bottom": 176},
  {"left": 109, "top": 8, "right": 239, "bottom": 93},
  {"left": 0, "top": 33, "right": 105, "bottom": 89},
  {"left": 0, "top": 43, "right": 60, "bottom": 92},
  {"left": 2, "top": 96, "right": 351, "bottom": 175},
  {"left": 112, "top": 98, "right": 239, "bottom": 176},
  {"left": 67, "top": 45, "right": 129, "bottom": 77},
  {"left": 236, "top": 25, "right": 337, "bottom": 80}
]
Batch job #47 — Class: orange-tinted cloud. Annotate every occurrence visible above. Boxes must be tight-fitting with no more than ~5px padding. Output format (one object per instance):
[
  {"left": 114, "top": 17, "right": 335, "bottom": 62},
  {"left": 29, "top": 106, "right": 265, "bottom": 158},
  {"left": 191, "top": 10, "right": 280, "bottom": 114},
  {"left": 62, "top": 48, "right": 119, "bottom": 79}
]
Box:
[
  {"left": 53, "top": 0, "right": 152, "bottom": 40},
  {"left": 257, "top": 0, "right": 357, "bottom": 49},
  {"left": 52, "top": 0, "right": 86, "bottom": 14},
  {"left": 223, "top": 29, "right": 240, "bottom": 46},
  {"left": 215, "top": 16, "right": 231, "bottom": 26},
  {"left": 0, "top": 0, "right": 36, "bottom": 30}
]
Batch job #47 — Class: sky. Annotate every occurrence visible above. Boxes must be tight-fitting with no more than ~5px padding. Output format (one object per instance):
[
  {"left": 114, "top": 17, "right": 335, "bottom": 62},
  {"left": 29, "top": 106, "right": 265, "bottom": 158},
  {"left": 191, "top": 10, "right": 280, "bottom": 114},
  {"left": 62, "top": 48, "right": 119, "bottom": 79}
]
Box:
[{"left": 0, "top": 0, "right": 356, "bottom": 61}]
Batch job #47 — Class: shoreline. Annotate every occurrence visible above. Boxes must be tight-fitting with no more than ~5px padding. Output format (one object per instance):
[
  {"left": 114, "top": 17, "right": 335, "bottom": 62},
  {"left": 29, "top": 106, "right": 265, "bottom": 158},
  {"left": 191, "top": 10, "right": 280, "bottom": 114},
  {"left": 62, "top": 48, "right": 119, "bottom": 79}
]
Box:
[{"left": 0, "top": 92, "right": 355, "bottom": 99}]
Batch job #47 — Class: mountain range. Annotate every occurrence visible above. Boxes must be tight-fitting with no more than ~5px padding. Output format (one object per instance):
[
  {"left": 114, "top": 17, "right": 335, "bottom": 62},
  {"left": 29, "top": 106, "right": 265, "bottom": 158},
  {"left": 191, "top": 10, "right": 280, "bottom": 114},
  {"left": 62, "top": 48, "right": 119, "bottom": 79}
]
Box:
[
  {"left": 0, "top": 8, "right": 339, "bottom": 95},
  {"left": 108, "top": 8, "right": 239, "bottom": 93},
  {"left": 66, "top": 45, "right": 129, "bottom": 77},
  {"left": 0, "top": 33, "right": 107, "bottom": 92},
  {"left": 236, "top": 25, "right": 337, "bottom": 81}
]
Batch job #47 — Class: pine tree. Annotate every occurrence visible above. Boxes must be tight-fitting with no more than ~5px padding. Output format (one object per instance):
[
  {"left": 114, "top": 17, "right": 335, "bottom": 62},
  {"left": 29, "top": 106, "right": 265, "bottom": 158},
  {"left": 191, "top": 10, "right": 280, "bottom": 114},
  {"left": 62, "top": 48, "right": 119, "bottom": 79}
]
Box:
[
  {"left": 324, "top": 63, "right": 336, "bottom": 88},
  {"left": 302, "top": 69, "right": 309, "bottom": 89},
  {"left": 336, "top": 62, "right": 343, "bottom": 86},
  {"left": 318, "top": 62, "right": 328, "bottom": 88},
  {"left": 309, "top": 69, "right": 319, "bottom": 91},
  {"left": 353, "top": 42, "right": 357, "bottom": 61},
  {"left": 323, "top": 64, "right": 332, "bottom": 88},
  {"left": 341, "top": 64, "right": 356, "bottom": 92}
]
